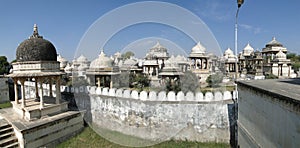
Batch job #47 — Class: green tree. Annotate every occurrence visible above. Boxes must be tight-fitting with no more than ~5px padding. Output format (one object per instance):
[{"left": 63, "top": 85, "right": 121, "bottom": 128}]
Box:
[
  {"left": 165, "top": 78, "right": 181, "bottom": 93},
  {"left": 292, "top": 62, "right": 300, "bottom": 72},
  {"left": 287, "top": 53, "right": 296, "bottom": 60},
  {"left": 265, "top": 73, "right": 278, "bottom": 79},
  {"left": 287, "top": 52, "right": 300, "bottom": 72},
  {"left": 0, "top": 56, "right": 9, "bottom": 75},
  {"left": 130, "top": 73, "right": 150, "bottom": 90},
  {"left": 180, "top": 71, "right": 199, "bottom": 93},
  {"left": 206, "top": 72, "right": 223, "bottom": 87},
  {"left": 121, "top": 51, "right": 135, "bottom": 60}
]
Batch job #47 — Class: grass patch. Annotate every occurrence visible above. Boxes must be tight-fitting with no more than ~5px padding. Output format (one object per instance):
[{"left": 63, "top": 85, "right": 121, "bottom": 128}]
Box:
[
  {"left": 0, "top": 101, "right": 12, "bottom": 109},
  {"left": 200, "top": 85, "right": 235, "bottom": 93},
  {"left": 58, "top": 126, "right": 230, "bottom": 148}
]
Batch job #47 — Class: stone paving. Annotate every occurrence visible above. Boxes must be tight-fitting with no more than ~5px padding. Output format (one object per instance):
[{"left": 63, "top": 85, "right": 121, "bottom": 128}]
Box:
[{"left": 238, "top": 78, "right": 300, "bottom": 101}]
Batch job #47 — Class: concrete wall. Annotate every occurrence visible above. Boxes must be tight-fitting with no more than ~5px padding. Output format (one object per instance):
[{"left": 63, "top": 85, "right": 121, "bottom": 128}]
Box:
[
  {"left": 238, "top": 82, "right": 300, "bottom": 148},
  {"left": 23, "top": 82, "right": 235, "bottom": 144},
  {"left": 86, "top": 95, "right": 231, "bottom": 143}
]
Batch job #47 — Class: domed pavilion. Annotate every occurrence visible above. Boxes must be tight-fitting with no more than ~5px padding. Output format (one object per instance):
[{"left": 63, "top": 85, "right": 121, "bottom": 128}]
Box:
[
  {"left": 223, "top": 48, "right": 237, "bottom": 77},
  {"left": 188, "top": 42, "right": 210, "bottom": 83},
  {"left": 7, "top": 24, "right": 66, "bottom": 120},
  {"left": 271, "top": 50, "right": 293, "bottom": 78},
  {"left": 86, "top": 50, "right": 120, "bottom": 88},
  {"left": 262, "top": 37, "right": 291, "bottom": 76}
]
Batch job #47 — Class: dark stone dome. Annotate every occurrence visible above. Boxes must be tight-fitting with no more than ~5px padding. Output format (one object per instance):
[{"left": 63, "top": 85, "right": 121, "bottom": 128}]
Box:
[{"left": 16, "top": 24, "right": 57, "bottom": 62}]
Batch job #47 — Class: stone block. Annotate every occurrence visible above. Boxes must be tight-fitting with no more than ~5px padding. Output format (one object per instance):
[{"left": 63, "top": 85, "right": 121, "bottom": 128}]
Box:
[
  {"left": 214, "top": 91, "right": 223, "bottom": 101},
  {"left": 85, "top": 86, "right": 89, "bottom": 93},
  {"left": 185, "top": 91, "right": 194, "bottom": 101},
  {"left": 89, "top": 86, "right": 97, "bottom": 94},
  {"left": 177, "top": 91, "right": 184, "bottom": 101},
  {"left": 74, "top": 87, "right": 79, "bottom": 94},
  {"left": 223, "top": 91, "right": 232, "bottom": 100},
  {"left": 96, "top": 87, "right": 101, "bottom": 95},
  {"left": 158, "top": 91, "right": 167, "bottom": 101},
  {"left": 149, "top": 91, "right": 157, "bottom": 100},
  {"left": 61, "top": 86, "right": 65, "bottom": 92},
  {"left": 205, "top": 92, "right": 213, "bottom": 101},
  {"left": 109, "top": 88, "right": 116, "bottom": 96},
  {"left": 140, "top": 91, "right": 148, "bottom": 100},
  {"left": 233, "top": 90, "right": 238, "bottom": 99},
  {"left": 64, "top": 86, "right": 69, "bottom": 93},
  {"left": 116, "top": 89, "right": 123, "bottom": 97},
  {"left": 131, "top": 90, "right": 139, "bottom": 99},
  {"left": 195, "top": 92, "right": 204, "bottom": 101},
  {"left": 102, "top": 87, "right": 109, "bottom": 95},
  {"left": 79, "top": 86, "right": 84, "bottom": 93},
  {"left": 123, "top": 90, "right": 131, "bottom": 98},
  {"left": 167, "top": 91, "right": 176, "bottom": 101}
]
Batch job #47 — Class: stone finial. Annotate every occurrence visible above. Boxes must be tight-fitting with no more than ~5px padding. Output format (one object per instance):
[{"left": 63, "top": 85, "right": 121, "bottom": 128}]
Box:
[
  {"left": 33, "top": 24, "right": 38, "bottom": 34},
  {"left": 30, "top": 24, "right": 43, "bottom": 38}
]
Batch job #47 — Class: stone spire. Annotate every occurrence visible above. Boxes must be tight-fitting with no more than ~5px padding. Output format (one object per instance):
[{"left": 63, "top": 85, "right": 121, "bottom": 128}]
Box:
[{"left": 30, "top": 24, "right": 43, "bottom": 39}]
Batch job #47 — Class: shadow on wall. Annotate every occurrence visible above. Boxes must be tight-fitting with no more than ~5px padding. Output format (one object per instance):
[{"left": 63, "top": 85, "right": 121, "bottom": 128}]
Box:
[
  {"left": 279, "top": 78, "right": 300, "bottom": 85},
  {"left": 7, "top": 78, "right": 20, "bottom": 101},
  {"left": 69, "top": 84, "right": 93, "bottom": 126},
  {"left": 227, "top": 103, "right": 237, "bottom": 148}
]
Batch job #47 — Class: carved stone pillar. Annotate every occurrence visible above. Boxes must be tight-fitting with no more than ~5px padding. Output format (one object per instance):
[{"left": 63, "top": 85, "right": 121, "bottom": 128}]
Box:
[
  {"left": 49, "top": 77, "right": 53, "bottom": 97},
  {"left": 97, "top": 77, "right": 101, "bottom": 87},
  {"left": 14, "top": 78, "right": 19, "bottom": 104},
  {"left": 110, "top": 79, "right": 113, "bottom": 89},
  {"left": 39, "top": 78, "right": 44, "bottom": 109},
  {"left": 20, "top": 79, "right": 26, "bottom": 108},
  {"left": 56, "top": 76, "right": 61, "bottom": 104},
  {"left": 35, "top": 78, "right": 39, "bottom": 99}
]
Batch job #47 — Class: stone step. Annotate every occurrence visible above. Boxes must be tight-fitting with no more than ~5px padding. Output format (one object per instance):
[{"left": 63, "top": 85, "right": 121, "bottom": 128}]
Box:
[
  {"left": 0, "top": 123, "right": 10, "bottom": 130},
  {"left": 0, "top": 136, "right": 18, "bottom": 147},
  {"left": 2, "top": 141, "right": 19, "bottom": 148},
  {"left": 0, "top": 131, "right": 15, "bottom": 140},
  {"left": 0, "top": 127, "right": 13, "bottom": 135},
  {"left": 0, "top": 126, "right": 13, "bottom": 135}
]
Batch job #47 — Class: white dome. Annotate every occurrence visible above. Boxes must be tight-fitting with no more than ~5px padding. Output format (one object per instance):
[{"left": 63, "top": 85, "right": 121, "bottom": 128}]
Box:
[
  {"left": 90, "top": 50, "right": 113, "bottom": 68},
  {"left": 224, "top": 48, "right": 234, "bottom": 59},
  {"left": 114, "top": 52, "right": 121, "bottom": 58},
  {"left": 191, "top": 42, "right": 206, "bottom": 54},
  {"left": 275, "top": 50, "right": 286, "bottom": 59},
  {"left": 224, "top": 48, "right": 234, "bottom": 55},
  {"left": 175, "top": 55, "right": 184, "bottom": 61},
  {"left": 164, "top": 56, "right": 178, "bottom": 67},
  {"left": 243, "top": 43, "right": 254, "bottom": 56},
  {"left": 76, "top": 55, "right": 88, "bottom": 62},
  {"left": 267, "top": 37, "right": 282, "bottom": 46},
  {"left": 151, "top": 41, "right": 167, "bottom": 51},
  {"left": 123, "top": 58, "right": 137, "bottom": 66}
]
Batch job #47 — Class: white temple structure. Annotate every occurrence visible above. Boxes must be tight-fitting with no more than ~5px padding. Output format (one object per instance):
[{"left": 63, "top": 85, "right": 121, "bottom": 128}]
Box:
[
  {"left": 57, "top": 54, "right": 68, "bottom": 71},
  {"left": 271, "top": 50, "right": 294, "bottom": 78},
  {"left": 223, "top": 48, "right": 237, "bottom": 77},
  {"left": 8, "top": 24, "right": 66, "bottom": 120},
  {"left": 3, "top": 24, "right": 83, "bottom": 148},
  {"left": 86, "top": 50, "right": 120, "bottom": 88},
  {"left": 189, "top": 42, "right": 211, "bottom": 83}
]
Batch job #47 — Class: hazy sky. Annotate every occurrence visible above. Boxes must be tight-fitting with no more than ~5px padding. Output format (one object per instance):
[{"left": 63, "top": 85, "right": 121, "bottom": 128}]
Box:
[{"left": 1, "top": 0, "right": 299, "bottom": 61}]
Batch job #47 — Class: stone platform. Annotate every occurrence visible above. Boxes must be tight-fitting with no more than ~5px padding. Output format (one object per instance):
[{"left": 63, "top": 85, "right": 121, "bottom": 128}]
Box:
[
  {"left": 12, "top": 97, "right": 68, "bottom": 121},
  {"left": 0, "top": 108, "right": 84, "bottom": 148}
]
